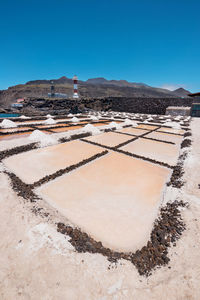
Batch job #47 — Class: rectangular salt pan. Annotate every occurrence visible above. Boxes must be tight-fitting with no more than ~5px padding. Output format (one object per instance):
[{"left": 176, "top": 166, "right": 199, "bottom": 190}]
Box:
[
  {"left": 84, "top": 132, "right": 133, "bottom": 147},
  {"left": 37, "top": 152, "right": 171, "bottom": 252},
  {"left": 121, "top": 138, "right": 180, "bottom": 166},
  {"left": 3, "top": 140, "right": 104, "bottom": 184}
]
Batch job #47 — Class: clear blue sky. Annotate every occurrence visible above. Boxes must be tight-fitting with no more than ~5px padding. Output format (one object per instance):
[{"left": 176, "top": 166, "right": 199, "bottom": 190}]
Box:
[{"left": 0, "top": 0, "right": 199, "bottom": 91}]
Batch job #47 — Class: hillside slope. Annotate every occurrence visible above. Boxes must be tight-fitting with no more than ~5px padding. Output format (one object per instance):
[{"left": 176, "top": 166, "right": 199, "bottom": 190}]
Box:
[{"left": 0, "top": 76, "right": 190, "bottom": 108}]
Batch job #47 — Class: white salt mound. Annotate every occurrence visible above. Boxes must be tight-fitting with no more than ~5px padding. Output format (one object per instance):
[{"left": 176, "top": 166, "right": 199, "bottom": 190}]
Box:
[
  {"left": 44, "top": 118, "right": 56, "bottom": 125},
  {"left": 109, "top": 121, "right": 122, "bottom": 130},
  {"left": 46, "top": 114, "right": 54, "bottom": 118},
  {"left": 82, "top": 124, "right": 101, "bottom": 135},
  {"left": 28, "top": 130, "right": 57, "bottom": 147},
  {"left": 90, "top": 115, "right": 99, "bottom": 121},
  {"left": 123, "top": 118, "right": 133, "bottom": 126},
  {"left": 164, "top": 121, "right": 181, "bottom": 129},
  {"left": 132, "top": 121, "right": 138, "bottom": 127},
  {"left": 174, "top": 116, "right": 182, "bottom": 121},
  {"left": 123, "top": 118, "right": 138, "bottom": 127},
  {"left": 0, "top": 119, "right": 17, "bottom": 128},
  {"left": 71, "top": 117, "right": 79, "bottom": 123},
  {"left": 20, "top": 115, "right": 30, "bottom": 119},
  {"left": 29, "top": 130, "right": 45, "bottom": 140},
  {"left": 68, "top": 113, "right": 73, "bottom": 117}
]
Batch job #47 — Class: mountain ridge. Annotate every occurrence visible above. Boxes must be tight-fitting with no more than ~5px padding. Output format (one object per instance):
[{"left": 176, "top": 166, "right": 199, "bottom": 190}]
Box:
[{"left": 0, "top": 76, "right": 190, "bottom": 108}]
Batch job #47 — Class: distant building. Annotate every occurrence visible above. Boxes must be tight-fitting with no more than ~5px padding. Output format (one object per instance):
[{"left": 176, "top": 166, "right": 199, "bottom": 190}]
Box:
[
  {"left": 17, "top": 98, "right": 25, "bottom": 103},
  {"left": 188, "top": 92, "right": 200, "bottom": 117},
  {"left": 48, "top": 93, "right": 67, "bottom": 98},
  {"left": 11, "top": 103, "right": 23, "bottom": 108},
  {"left": 188, "top": 92, "right": 200, "bottom": 101},
  {"left": 48, "top": 80, "right": 67, "bottom": 98}
]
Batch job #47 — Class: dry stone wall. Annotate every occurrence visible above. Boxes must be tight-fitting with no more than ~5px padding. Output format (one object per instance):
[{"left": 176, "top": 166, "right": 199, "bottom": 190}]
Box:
[{"left": 21, "top": 97, "right": 193, "bottom": 115}]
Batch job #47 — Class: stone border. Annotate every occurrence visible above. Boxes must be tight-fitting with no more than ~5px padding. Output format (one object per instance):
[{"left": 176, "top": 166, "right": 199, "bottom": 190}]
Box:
[
  {"left": 0, "top": 143, "right": 38, "bottom": 161},
  {"left": 57, "top": 200, "right": 186, "bottom": 276},
  {"left": 3, "top": 158, "right": 186, "bottom": 277},
  {"left": 181, "top": 139, "right": 192, "bottom": 149},
  {"left": 184, "top": 131, "right": 191, "bottom": 138},
  {"left": 114, "top": 130, "right": 176, "bottom": 145},
  {"left": 1, "top": 123, "right": 190, "bottom": 277},
  {"left": 30, "top": 150, "right": 108, "bottom": 188},
  {"left": 5, "top": 171, "right": 39, "bottom": 202}
]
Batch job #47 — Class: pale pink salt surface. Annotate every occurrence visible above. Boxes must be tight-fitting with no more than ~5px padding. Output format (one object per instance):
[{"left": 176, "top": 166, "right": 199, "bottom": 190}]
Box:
[
  {"left": 0, "top": 133, "right": 32, "bottom": 141},
  {"left": 0, "top": 127, "right": 32, "bottom": 133},
  {"left": 137, "top": 124, "right": 159, "bottom": 130},
  {"left": 36, "top": 123, "right": 67, "bottom": 128},
  {"left": 118, "top": 127, "right": 149, "bottom": 136},
  {"left": 15, "top": 120, "right": 44, "bottom": 125},
  {"left": 121, "top": 138, "right": 180, "bottom": 166},
  {"left": 145, "top": 131, "right": 183, "bottom": 144},
  {"left": 37, "top": 152, "right": 170, "bottom": 252},
  {"left": 158, "top": 127, "right": 184, "bottom": 135},
  {"left": 3, "top": 140, "right": 103, "bottom": 184},
  {"left": 84, "top": 132, "right": 133, "bottom": 147}
]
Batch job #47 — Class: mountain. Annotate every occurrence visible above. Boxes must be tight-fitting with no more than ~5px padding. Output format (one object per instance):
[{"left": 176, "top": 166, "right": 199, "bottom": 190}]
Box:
[
  {"left": 172, "top": 88, "right": 190, "bottom": 97},
  {"left": 86, "top": 77, "right": 149, "bottom": 88},
  {"left": 0, "top": 76, "right": 190, "bottom": 108}
]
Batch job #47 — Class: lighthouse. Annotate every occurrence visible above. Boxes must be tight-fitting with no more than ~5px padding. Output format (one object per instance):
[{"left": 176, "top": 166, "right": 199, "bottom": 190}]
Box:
[{"left": 73, "top": 75, "right": 79, "bottom": 98}]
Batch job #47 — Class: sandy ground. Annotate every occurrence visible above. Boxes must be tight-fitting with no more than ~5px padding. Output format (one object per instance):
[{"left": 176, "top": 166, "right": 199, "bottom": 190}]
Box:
[{"left": 0, "top": 118, "right": 200, "bottom": 299}]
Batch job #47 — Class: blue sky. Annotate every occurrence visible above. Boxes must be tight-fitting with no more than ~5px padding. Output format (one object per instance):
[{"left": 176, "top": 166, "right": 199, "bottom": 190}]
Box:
[{"left": 0, "top": 0, "right": 199, "bottom": 91}]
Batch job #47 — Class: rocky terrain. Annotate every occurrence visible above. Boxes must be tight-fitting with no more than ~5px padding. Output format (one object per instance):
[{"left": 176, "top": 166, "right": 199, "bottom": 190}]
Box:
[{"left": 0, "top": 76, "right": 190, "bottom": 109}]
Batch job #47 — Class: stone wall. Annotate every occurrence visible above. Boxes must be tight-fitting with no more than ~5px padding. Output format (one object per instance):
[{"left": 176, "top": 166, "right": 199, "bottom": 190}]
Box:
[
  {"left": 22, "top": 97, "right": 193, "bottom": 115},
  {"left": 109, "top": 97, "right": 193, "bottom": 115}
]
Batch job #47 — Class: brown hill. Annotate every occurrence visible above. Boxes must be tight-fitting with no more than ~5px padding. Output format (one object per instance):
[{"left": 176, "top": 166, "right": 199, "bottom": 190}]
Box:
[{"left": 0, "top": 76, "right": 190, "bottom": 108}]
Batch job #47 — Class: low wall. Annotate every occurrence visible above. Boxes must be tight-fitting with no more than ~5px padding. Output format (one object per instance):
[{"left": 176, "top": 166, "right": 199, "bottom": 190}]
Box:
[
  {"left": 22, "top": 97, "right": 193, "bottom": 115},
  {"left": 109, "top": 97, "right": 193, "bottom": 115}
]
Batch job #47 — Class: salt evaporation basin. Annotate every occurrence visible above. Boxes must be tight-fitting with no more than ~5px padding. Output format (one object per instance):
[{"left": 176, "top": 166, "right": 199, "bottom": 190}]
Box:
[
  {"left": 84, "top": 132, "right": 133, "bottom": 147},
  {"left": 37, "top": 151, "right": 171, "bottom": 252},
  {"left": 3, "top": 140, "right": 103, "bottom": 184}
]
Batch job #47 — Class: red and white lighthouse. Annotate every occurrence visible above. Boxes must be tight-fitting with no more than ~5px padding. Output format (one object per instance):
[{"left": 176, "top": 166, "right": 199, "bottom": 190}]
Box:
[{"left": 73, "top": 75, "right": 79, "bottom": 98}]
